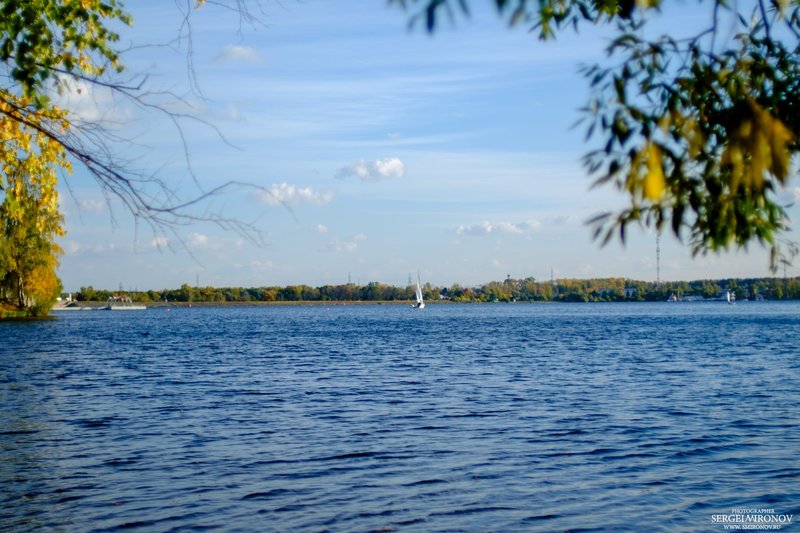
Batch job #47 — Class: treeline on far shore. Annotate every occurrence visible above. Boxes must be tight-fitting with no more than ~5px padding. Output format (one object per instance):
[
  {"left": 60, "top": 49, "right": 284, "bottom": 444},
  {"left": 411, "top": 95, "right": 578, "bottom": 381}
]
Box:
[{"left": 71, "top": 276, "right": 800, "bottom": 304}]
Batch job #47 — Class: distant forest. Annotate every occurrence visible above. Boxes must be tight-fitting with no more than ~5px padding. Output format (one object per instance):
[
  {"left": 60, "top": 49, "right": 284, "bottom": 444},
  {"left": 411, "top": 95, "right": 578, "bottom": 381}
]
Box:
[{"left": 72, "top": 276, "right": 800, "bottom": 303}]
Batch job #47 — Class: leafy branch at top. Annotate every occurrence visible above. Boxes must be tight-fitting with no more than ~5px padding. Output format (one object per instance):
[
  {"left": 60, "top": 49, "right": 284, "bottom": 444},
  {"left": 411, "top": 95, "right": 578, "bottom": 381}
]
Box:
[{"left": 392, "top": 0, "right": 800, "bottom": 270}]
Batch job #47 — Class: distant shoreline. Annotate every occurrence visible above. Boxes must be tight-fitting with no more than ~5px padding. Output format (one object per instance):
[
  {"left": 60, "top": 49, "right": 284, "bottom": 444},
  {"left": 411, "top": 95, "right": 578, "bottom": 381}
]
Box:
[
  {"left": 55, "top": 298, "right": 778, "bottom": 310},
  {"left": 64, "top": 276, "right": 800, "bottom": 305},
  {"left": 61, "top": 300, "right": 454, "bottom": 308},
  {"left": 57, "top": 300, "right": 595, "bottom": 309}
]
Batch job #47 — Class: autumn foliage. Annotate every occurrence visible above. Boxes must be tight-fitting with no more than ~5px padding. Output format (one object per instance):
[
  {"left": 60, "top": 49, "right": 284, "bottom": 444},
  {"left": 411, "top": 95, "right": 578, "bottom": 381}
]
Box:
[
  {"left": 1, "top": 0, "right": 128, "bottom": 316},
  {"left": 0, "top": 90, "right": 69, "bottom": 315}
]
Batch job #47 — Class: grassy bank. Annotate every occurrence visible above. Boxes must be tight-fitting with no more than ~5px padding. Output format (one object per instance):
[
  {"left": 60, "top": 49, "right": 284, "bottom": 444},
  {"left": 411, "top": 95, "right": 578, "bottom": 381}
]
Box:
[{"left": 0, "top": 304, "right": 53, "bottom": 320}]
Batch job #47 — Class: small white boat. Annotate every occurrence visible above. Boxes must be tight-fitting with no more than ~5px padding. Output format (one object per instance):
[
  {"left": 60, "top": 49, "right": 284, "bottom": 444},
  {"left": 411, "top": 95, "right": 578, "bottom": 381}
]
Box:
[
  {"left": 412, "top": 272, "right": 425, "bottom": 309},
  {"left": 104, "top": 296, "right": 146, "bottom": 310}
]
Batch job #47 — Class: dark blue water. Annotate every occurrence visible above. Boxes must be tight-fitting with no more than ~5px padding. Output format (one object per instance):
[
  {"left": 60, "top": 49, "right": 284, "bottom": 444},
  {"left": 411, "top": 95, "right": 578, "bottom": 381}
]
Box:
[{"left": 1, "top": 303, "right": 798, "bottom": 532}]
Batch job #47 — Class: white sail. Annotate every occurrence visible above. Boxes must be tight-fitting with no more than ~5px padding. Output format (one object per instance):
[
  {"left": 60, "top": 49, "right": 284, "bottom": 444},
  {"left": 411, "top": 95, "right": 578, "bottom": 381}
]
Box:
[{"left": 414, "top": 272, "right": 425, "bottom": 309}]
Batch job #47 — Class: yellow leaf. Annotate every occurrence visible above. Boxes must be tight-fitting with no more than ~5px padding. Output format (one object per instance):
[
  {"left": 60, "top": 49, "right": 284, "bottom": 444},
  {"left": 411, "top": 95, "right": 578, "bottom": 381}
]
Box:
[
  {"left": 643, "top": 143, "right": 665, "bottom": 200},
  {"left": 768, "top": 116, "right": 793, "bottom": 182},
  {"left": 658, "top": 114, "right": 670, "bottom": 134}
]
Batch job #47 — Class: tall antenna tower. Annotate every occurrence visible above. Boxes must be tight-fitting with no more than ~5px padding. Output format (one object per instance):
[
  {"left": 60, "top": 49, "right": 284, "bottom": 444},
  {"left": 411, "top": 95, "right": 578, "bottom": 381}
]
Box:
[{"left": 656, "top": 231, "right": 662, "bottom": 290}]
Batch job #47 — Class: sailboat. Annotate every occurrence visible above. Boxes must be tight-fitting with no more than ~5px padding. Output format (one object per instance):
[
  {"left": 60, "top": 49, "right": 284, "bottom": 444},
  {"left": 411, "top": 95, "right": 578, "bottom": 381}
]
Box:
[
  {"left": 412, "top": 272, "right": 425, "bottom": 309},
  {"left": 727, "top": 290, "right": 736, "bottom": 305}
]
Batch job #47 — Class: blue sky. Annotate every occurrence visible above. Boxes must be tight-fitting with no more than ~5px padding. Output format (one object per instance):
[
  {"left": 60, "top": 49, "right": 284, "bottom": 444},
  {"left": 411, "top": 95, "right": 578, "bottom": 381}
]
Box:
[{"left": 55, "top": 1, "right": 800, "bottom": 291}]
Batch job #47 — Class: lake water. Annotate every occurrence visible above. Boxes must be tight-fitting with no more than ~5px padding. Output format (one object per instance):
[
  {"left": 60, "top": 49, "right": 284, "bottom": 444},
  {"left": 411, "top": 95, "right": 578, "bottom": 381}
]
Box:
[{"left": 1, "top": 303, "right": 798, "bottom": 532}]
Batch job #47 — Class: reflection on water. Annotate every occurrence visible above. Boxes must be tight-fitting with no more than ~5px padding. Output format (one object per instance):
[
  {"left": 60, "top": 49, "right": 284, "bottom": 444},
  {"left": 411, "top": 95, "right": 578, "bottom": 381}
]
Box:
[{"left": 1, "top": 303, "right": 799, "bottom": 531}]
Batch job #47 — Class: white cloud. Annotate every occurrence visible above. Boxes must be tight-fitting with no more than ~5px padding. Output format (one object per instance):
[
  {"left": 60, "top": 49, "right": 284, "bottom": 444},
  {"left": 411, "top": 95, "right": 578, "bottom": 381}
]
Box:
[
  {"left": 226, "top": 103, "right": 243, "bottom": 122},
  {"left": 60, "top": 197, "right": 107, "bottom": 217},
  {"left": 315, "top": 224, "right": 329, "bottom": 233},
  {"left": 78, "top": 199, "right": 107, "bottom": 214},
  {"left": 547, "top": 214, "right": 580, "bottom": 226},
  {"left": 250, "top": 260, "right": 274, "bottom": 271},
  {"left": 778, "top": 187, "right": 800, "bottom": 205},
  {"left": 327, "top": 234, "right": 366, "bottom": 253},
  {"left": 335, "top": 157, "right": 405, "bottom": 182},
  {"left": 49, "top": 74, "right": 131, "bottom": 125},
  {"left": 214, "top": 45, "right": 264, "bottom": 64},
  {"left": 151, "top": 236, "right": 169, "bottom": 248},
  {"left": 456, "top": 220, "right": 541, "bottom": 236},
  {"left": 64, "top": 241, "right": 116, "bottom": 255},
  {"left": 254, "top": 183, "right": 333, "bottom": 206},
  {"left": 188, "top": 232, "right": 209, "bottom": 248}
]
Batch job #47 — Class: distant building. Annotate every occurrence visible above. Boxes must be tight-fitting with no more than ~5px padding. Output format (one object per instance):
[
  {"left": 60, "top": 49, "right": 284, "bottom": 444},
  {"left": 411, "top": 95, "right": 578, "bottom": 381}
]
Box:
[{"left": 624, "top": 287, "right": 637, "bottom": 299}]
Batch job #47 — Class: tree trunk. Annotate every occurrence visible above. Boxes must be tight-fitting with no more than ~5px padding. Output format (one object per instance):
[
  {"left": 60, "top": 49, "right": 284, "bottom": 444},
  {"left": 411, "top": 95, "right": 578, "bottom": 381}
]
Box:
[{"left": 16, "top": 274, "right": 25, "bottom": 310}]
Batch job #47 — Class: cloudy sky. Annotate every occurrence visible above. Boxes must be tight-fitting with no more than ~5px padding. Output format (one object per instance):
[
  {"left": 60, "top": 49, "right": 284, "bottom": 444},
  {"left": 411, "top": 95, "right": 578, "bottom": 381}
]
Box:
[{"left": 55, "top": 1, "right": 800, "bottom": 291}]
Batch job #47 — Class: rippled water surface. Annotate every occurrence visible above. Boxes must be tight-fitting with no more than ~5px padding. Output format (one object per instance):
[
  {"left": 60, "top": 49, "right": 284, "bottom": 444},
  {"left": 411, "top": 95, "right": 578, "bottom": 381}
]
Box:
[{"left": 1, "top": 303, "right": 799, "bottom": 531}]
